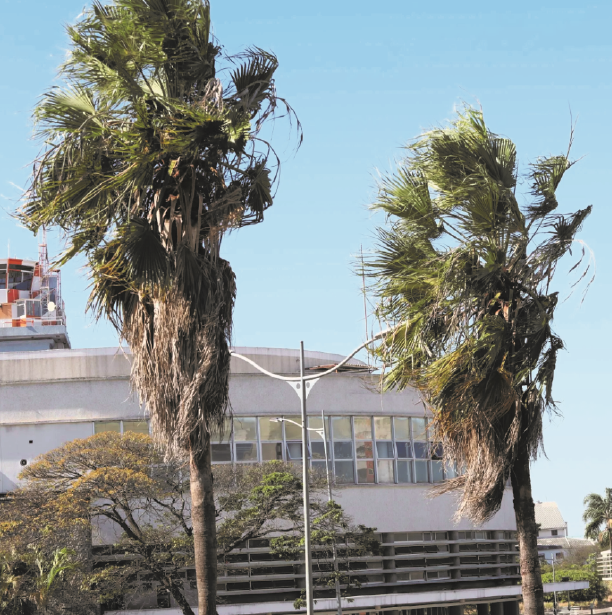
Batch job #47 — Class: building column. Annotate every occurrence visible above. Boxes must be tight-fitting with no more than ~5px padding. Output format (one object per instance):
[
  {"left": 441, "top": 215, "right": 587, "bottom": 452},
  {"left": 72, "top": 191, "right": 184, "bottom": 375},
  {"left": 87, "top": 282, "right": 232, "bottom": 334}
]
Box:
[
  {"left": 448, "top": 605, "right": 463, "bottom": 615},
  {"left": 477, "top": 604, "right": 490, "bottom": 615},
  {"left": 494, "top": 530, "right": 503, "bottom": 577},
  {"left": 490, "top": 603, "right": 504, "bottom": 615},
  {"left": 382, "top": 532, "right": 398, "bottom": 589},
  {"left": 502, "top": 602, "right": 519, "bottom": 615},
  {"left": 449, "top": 531, "right": 461, "bottom": 580}
]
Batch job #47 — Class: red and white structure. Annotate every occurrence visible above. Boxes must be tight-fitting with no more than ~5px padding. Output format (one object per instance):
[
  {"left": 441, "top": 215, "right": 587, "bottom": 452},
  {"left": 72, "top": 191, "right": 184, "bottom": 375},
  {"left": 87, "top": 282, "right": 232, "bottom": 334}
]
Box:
[{"left": 0, "top": 234, "right": 65, "bottom": 329}]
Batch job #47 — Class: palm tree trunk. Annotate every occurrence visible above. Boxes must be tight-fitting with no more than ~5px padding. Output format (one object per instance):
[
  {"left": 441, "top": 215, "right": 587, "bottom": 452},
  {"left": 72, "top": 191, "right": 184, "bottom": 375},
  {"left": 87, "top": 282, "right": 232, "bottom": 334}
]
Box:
[
  {"left": 511, "top": 447, "right": 544, "bottom": 615},
  {"left": 190, "top": 433, "right": 217, "bottom": 615}
]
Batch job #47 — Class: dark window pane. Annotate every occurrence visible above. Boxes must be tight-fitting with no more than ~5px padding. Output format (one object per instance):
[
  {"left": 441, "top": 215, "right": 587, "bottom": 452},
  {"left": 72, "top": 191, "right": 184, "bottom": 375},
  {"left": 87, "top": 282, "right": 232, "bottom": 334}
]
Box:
[
  {"left": 396, "top": 442, "right": 413, "bottom": 458},
  {"left": 376, "top": 442, "right": 394, "bottom": 458},
  {"left": 311, "top": 441, "right": 330, "bottom": 460},
  {"left": 414, "top": 442, "right": 429, "bottom": 459},
  {"left": 334, "top": 460, "right": 354, "bottom": 483},
  {"left": 236, "top": 442, "right": 257, "bottom": 461},
  {"left": 334, "top": 441, "right": 353, "bottom": 459},
  {"left": 0, "top": 271, "right": 5, "bottom": 288},
  {"left": 431, "top": 443, "right": 444, "bottom": 460},
  {"left": 212, "top": 443, "right": 231, "bottom": 462}
]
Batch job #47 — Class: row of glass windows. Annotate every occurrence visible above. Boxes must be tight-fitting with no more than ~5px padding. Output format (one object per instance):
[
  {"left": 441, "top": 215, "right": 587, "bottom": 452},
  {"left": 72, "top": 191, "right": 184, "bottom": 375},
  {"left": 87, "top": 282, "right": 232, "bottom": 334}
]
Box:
[
  {"left": 211, "top": 415, "right": 455, "bottom": 485},
  {"left": 94, "top": 420, "right": 150, "bottom": 435}
]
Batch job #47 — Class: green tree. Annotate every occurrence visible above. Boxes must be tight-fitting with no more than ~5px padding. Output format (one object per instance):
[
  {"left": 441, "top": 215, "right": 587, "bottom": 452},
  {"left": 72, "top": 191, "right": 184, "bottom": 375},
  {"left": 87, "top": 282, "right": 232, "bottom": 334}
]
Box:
[
  {"left": 583, "top": 488, "right": 612, "bottom": 552},
  {"left": 366, "top": 106, "right": 592, "bottom": 615},
  {"left": 541, "top": 555, "right": 606, "bottom": 603},
  {"left": 17, "top": 2, "right": 299, "bottom": 614},
  {"left": 1, "top": 433, "right": 370, "bottom": 614}
]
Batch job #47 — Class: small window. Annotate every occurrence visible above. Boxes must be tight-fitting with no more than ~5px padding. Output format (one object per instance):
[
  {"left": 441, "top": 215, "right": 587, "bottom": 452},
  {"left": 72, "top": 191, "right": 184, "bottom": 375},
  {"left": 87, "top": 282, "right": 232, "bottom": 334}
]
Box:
[
  {"left": 377, "top": 459, "right": 394, "bottom": 483},
  {"left": 310, "top": 441, "right": 330, "bottom": 460},
  {"left": 286, "top": 442, "right": 303, "bottom": 460},
  {"left": 412, "top": 417, "right": 427, "bottom": 440},
  {"left": 551, "top": 529, "right": 558, "bottom": 536},
  {"left": 414, "top": 460, "right": 428, "bottom": 483},
  {"left": 235, "top": 442, "right": 257, "bottom": 461},
  {"left": 376, "top": 441, "right": 394, "bottom": 458},
  {"left": 333, "top": 441, "right": 353, "bottom": 459},
  {"left": 212, "top": 443, "right": 232, "bottom": 462},
  {"left": 123, "top": 421, "right": 150, "bottom": 434},
  {"left": 356, "top": 460, "right": 375, "bottom": 484},
  {"left": 394, "top": 417, "right": 410, "bottom": 440},
  {"left": 283, "top": 418, "right": 302, "bottom": 440},
  {"left": 356, "top": 441, "right": 374, "bottom": 459},
  {"left": 354, "top": 417, "right": 372, "bottom": 439},
  {"left": 233, "top": 417, "right": 257, "bottom": 441},
  {"left": 396, "top": 442, "right": 413, "bottom": 458},
  {"left": 95, "top": 421, "right": 121, "bottom": 434},
  {"left": 374, "top": 416, "right": 393, "bottom": 440},
  {"left": 413, "top": 442, "right": 429, "bottom": 459},
  {"left": 259, "top": 417, "right": 282, "bottom": 441},
  {"left": 334, "top": 460, "right": 354, "bottom": 483},
  {"left": 332, "top": 417, "right": 352, "bottom": 439},
  {"left": 261, "top": 442, "right": 283, "bottom": 461},
  {"left": 397, "top": 460, "right": 412, "bottom": 483}
]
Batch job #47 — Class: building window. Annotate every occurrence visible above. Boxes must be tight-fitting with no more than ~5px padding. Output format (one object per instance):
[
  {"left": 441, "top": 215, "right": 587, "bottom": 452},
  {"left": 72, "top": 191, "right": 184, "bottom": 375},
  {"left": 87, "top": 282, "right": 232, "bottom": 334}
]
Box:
[
  {"left": 551, "top": 529, "right": 558, "bottom": 536},
  {"left": 94, "top": 420, "right": 150, "bottom": 435}
]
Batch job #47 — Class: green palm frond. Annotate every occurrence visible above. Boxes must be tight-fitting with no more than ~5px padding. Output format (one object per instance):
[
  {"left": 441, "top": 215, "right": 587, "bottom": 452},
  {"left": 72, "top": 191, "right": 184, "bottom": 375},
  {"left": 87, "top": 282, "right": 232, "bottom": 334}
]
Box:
[{"left": 367, "top": 105, "right": 592, "bottom": 523}]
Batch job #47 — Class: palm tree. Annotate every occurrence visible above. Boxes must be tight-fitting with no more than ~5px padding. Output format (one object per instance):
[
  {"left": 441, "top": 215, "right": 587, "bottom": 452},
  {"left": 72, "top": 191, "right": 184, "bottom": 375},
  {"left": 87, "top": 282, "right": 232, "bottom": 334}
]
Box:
[
  {"left": 583, "top": 489, "right": 612, "bottom": 552},
  {"left": 366, "top": 106, "right": 592, "bottom": 615},
  {"left": 17, "top": 2, "right": 299, "bottom": 614}
]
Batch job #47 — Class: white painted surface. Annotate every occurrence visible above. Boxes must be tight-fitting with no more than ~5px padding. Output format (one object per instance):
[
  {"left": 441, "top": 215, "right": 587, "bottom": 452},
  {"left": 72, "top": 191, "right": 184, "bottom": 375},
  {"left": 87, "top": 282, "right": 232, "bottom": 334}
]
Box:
[{"left": 106, "top": 581, "right": 589, "bottom": 615}]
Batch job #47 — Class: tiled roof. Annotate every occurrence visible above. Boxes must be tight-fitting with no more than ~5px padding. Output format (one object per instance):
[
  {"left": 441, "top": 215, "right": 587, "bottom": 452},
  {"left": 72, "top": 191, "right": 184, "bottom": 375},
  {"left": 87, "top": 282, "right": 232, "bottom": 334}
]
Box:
[{"left": 535, "top": 501, "right": 566, "bottom": 530}]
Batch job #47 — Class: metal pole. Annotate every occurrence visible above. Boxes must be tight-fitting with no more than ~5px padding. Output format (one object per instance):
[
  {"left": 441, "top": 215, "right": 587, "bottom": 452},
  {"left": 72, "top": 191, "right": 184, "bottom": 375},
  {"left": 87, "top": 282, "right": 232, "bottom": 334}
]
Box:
[
  {"left": 553, "top": 557, "right": 557, "bottom": 615},
  {"left": 321, "top": 409, "right": 342, "bottom": 615},
  {"left": 300, "top": 342, "right": 315, "bottom": 615}
]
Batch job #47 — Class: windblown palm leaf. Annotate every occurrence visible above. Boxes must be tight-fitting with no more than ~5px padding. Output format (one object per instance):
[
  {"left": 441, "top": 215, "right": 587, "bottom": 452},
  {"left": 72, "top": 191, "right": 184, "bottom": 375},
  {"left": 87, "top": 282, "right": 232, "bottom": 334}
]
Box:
[
  {"left": 367, "top": 106, "right": 592, "bottom": 615},
  {"left": 17, "top": 2, "right": 299, "bottom": 613},
  {"left": 583, "top": 489, "right": 612, "bottom": 552}
]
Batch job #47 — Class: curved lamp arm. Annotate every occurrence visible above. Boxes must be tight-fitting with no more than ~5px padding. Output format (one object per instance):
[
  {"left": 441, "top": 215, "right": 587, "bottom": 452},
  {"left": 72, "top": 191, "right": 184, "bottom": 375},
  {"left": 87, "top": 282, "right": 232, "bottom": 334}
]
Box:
[{"left": 230, "top": 326, "right": 395, "bottom": 382}]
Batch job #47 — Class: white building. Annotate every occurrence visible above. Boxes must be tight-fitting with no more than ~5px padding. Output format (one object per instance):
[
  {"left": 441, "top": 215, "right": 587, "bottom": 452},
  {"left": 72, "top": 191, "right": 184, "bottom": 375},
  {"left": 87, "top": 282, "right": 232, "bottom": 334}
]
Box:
[
  {"left": 535, "top": 502, "right": 595, "bottom": 564},
  {"left": 0, "top": 253, "right": 585, "bottom": 615}
]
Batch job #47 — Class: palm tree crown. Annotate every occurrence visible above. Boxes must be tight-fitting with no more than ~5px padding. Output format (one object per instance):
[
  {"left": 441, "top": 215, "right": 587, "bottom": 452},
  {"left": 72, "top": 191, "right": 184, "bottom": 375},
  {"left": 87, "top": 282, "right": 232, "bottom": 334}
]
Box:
[
  {"left": 366, "top": 106, "right": 592, "bottom": 615},
  {"left": 583, "top": 488, "right": 612, "bottom": 551}
]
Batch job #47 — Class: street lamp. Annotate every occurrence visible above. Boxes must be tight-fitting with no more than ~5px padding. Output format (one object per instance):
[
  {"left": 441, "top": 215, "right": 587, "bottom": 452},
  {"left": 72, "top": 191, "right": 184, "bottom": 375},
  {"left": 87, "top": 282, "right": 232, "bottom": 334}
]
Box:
[
  {"left": 230, "top": 328, "right": 393, "bottom": 615},
  {"left": 272, "top": 417, "right": 341, "bottom": 615}
]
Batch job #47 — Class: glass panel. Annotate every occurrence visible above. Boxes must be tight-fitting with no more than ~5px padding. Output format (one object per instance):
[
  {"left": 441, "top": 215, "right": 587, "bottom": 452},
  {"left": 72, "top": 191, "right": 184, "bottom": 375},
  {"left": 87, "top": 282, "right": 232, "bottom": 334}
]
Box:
[
  {"left": 236, "top": 442, "right": 258, "bottom": 461},
  {"left": 261, "top": 442, "right": 283, "bottom": 461},
  {"left": 445, "top": 462, "right": 458, "bottom": 479},
  {"left": 412, "top": 417, "right": 427, "bottom": 441},
  {"left": 394, "top": 417, "right": 410, "bottom": 440},
  {"left": 211, "top": 419, "right": 232, "bottom": 443},
  {"left": 0, "top": 271, "right": 5, "bottom": 288},
  {"left": 212, "top": 443, "right": 232, "bottom": 462},
  {"left": 259, "top": 417, "right": 282, "bottom": 441},
  {"left": 334, "top": 460, "right": 354, "bottom": 483},
  {"left": 308, "top": 417, "right": 330, "bottom": 439},
  {"left": 396, "top": 442, "right": 413, "bottom": 459},
  {"left": 332, "top": 417, "right": 352, "bottom": 439},
  {"left": 284, "top": 418, "right": 302, "bottom": 440},
  {"left": 311, "top": 441, "right": 330, "bottom": 460},
  {"left": 376, "top": 442, "right": 394, "bottom": 458},
  {"left": 286, "top": 442, "right": 303, "bottom": 460},
  {"left": 356, "top": 441, "right": 374, "bottom": 459},
  {"left": 432, "top": 460, "right": 444, "bottom": 483},
  {"left": 356, "top": 460, "right": 375, "bottom": 484},
  {"left": 312, "top": 460, "right": 327, "bottom": 474},
  {"left": 234, "top": 417, "right": 257, "bottom": 441},
  {"left": 123, "top": 421, "right": 150, "bottom": 434},
  {"left": 414, "top": 460, "right": 429, "bottom": 483},
  {"left": 353, "top": 417, "right": 372, "bottom": 439},
  {"left": 374, "top": 416, "right": 392, "bottom": 440},
  {"left": 414, "top": 442, "right": 429, "bottom": 459},
  {"left": 431, "top": 443, "right": 444, "bottom": 460},
  {"left": 377, "top": 459, "right": 394, "bottom": 483},
  {"left": 95, "top": 421, "right": 121, "bottom": 434},
  {"left": 333, "top": 441, "right": 353, "bottom": 459},
  {"left": 397, "top": 460, "right": 412, "bottom": 483}
]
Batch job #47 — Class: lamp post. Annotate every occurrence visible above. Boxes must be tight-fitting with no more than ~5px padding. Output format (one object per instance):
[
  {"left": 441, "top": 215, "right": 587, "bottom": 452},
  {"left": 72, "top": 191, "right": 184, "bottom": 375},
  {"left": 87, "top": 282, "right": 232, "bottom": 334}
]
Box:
[
  {"left": 273, "top": 417, "right": 341, "bottom": 615},
  {"left": 230, "top": 328, "right": 393, "bottom": 615}
]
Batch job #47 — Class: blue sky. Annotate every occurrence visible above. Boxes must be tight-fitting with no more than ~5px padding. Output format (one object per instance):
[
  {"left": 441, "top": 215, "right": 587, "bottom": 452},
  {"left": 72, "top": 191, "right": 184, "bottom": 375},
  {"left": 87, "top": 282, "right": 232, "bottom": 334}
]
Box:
[{"left": 0, "top": 0, "right": 609, "bottom": 537}]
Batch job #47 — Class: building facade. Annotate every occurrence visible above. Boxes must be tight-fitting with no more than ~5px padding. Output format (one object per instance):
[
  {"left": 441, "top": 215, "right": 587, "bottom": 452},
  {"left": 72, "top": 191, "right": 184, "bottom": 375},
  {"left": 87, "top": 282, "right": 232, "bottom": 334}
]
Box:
[{"left": 0, "top": 254, "right": 586, "bottom": 615}]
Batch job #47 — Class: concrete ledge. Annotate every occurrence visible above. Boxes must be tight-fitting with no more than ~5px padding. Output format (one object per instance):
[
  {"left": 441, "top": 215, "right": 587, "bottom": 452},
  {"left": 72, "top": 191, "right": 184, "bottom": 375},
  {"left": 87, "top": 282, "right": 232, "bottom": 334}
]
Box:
[{"left": 107, "top": 581, "right": 589, "bottom": 615}]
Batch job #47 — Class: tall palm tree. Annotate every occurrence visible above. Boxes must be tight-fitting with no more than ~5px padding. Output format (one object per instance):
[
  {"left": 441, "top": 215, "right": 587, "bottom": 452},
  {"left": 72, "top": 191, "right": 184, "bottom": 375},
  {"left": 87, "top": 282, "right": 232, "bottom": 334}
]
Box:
[
  {"left": 17, "top": 2, "right": 299, "bottom": 613},
  {"left": 583, "top": 489, "right": 612, "bottom": 552},
  {"left": 367, "top": 106, "right": 592, "bottom": 615}
]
